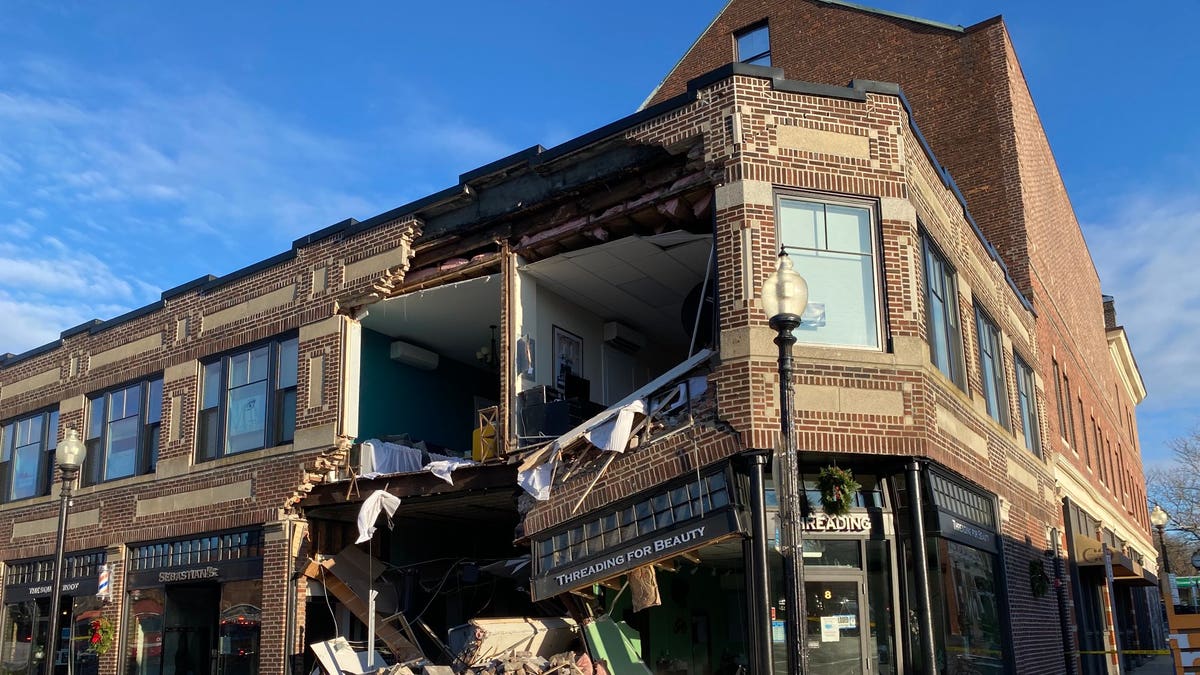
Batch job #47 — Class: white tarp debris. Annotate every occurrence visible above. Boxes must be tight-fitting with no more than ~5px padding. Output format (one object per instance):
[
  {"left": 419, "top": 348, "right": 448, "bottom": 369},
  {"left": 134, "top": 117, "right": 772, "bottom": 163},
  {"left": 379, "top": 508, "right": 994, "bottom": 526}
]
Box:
[
  {"left": 356, "top": 490, "right": 402, "bottom": 544},
  {"left": 362, "top": 439, "right": 426, "bottom": 475},
  {"left": 517, "top": 462, "right": 555, "bottom": 501},
  {"left": 358, "top": 440, "right": 479, "bottom": 484},
  {"left": 424, "top": 456, "right": 477, "bottom": 485},
  {"left": 310, "top": 637, "right": 385, "bottom": 674},
  {"left": 583, "top": 400, "right": 645, "bottom": 453}
]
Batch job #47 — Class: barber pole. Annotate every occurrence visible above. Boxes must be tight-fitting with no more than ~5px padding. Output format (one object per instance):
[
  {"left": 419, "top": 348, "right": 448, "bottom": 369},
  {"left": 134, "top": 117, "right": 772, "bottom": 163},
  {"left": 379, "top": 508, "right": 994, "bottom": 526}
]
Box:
[{"left": 96, "top": 564, "right": 110, "bottom": 601}]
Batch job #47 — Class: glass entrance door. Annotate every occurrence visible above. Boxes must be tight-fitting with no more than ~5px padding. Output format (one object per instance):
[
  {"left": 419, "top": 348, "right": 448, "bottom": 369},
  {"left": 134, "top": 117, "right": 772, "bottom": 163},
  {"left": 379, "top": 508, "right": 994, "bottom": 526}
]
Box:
[{"left": 805, "top": 576, "right": 867, "bottom": 675}]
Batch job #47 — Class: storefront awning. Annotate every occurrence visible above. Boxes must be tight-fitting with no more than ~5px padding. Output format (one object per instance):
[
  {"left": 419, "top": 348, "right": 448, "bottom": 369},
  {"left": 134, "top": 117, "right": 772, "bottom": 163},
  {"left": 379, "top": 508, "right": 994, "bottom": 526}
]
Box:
[{"left": 1072, "top": 534, "right": 1157, "bottom": 586}]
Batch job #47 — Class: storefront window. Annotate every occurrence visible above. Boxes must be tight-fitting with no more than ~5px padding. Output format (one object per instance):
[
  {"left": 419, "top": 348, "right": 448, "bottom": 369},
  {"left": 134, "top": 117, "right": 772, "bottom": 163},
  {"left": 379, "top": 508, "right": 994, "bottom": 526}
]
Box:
[
  {"left": 218, "top": 580, "right": 262, "bottom": 675},
  {"left": 124, "top": 589, "right": 165, "bottom": 675},
  {"left": 70, "top": 596, "right": 104, "bottom": 675},
  {"left": 1, "top": 600, "right": 45, "bottom": 675},
  {"left": 929, "top": 539, "right": 1007, "bottom": 675},
  {"left": 867, "top": 541, "right": 897, "bottom": 675}
]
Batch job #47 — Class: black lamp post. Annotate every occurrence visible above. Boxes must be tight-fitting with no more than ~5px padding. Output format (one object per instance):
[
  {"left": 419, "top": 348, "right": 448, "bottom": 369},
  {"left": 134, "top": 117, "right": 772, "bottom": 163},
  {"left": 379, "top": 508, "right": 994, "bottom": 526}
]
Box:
[
  {"left": 1151, "top": 505, "right": 1171, "bottom": 577},
  {"left": 761, "top": 251, "right": 809, "bottom": 674},
  {"left": 45, "top": 428, "right": 86, "bottom": 675}
]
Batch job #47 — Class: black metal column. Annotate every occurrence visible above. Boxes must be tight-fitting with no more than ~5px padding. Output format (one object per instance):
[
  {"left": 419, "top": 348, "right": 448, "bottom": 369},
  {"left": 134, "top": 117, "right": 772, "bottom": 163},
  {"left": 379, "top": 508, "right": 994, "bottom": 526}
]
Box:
[
  {"left": 45, "top": 467, "right": 78, "bottom": 675},
  {"left": 905, "top": 460, "right": 936, "bottom": 673},
  {"left": 771, "top": 313, "right": 806, "bottom": 674},
  {"left": 747, "top": 451, "right": 775, "bottom": 675}
]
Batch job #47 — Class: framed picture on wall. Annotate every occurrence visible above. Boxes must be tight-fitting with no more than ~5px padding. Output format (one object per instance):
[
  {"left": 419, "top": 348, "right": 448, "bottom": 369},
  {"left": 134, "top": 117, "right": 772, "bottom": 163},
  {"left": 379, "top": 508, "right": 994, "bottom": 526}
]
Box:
[{"left": 552, "top": 326, "right": 583, "bottom": 390}]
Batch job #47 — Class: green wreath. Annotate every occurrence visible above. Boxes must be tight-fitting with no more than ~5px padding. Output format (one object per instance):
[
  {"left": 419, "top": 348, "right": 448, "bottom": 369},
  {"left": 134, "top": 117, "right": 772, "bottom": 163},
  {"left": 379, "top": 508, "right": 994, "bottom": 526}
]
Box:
[
  {"left": 88, "top": 616, "right": 115, "bottom": 655},
  {"left": 816, "top": 466, "right": 861, "bottom": 516},
  {"left": 1029, "top": 559, "right": 1050, "bottom": 598}
]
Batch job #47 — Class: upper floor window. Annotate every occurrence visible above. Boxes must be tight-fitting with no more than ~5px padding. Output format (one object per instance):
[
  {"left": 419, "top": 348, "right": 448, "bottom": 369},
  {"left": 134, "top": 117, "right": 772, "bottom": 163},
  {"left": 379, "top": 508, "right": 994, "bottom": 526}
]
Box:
[
  {"left": 1063, "top": 373, "right": 1077, "bottom": 449},
  {"left": 84, "top": 377, "right": 163, "bottom": 485},
  {"left": 198, "top": 336, "right": 298, "bottom": 461},
  {"left": 975, "top": 308, "right": 1008, "bottom": 428},
  {"left": 736, "top": 23, "right": 771, "bottom": 66},
  {"left": 1052, "top": 359, "right": 1066, "bottom": 440},
  {"left": 1014, "top": 355, "right": 1040, "bottom": 456},
  {"left": 778, "top": 196, "right": 880, "bottom": 349},
  {"left": 0, "top": 409, "right": 58, "bottom": 502},
  {"left": 923, "top": 236, "right": 964, "bottom": 388}
]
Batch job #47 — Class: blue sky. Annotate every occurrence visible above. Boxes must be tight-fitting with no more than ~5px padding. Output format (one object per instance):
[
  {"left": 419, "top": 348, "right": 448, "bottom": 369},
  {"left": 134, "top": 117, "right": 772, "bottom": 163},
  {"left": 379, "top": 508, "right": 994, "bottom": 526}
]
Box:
[{"left": 1, "top": 1, "right": 1196, "bottom": 465}]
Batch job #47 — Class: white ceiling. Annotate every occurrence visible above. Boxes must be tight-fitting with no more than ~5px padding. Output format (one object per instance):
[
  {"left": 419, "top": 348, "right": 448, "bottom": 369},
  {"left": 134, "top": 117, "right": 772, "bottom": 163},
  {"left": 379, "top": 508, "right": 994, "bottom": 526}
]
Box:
[
  {"left": 361, "top": 274, "right": 502, "bottom": 367},
  {"left": 522, "top": 232, "right": 712, "bottom": 348},
  {"left": 360, "top": 232, "right": 713, "bottom": 365}
]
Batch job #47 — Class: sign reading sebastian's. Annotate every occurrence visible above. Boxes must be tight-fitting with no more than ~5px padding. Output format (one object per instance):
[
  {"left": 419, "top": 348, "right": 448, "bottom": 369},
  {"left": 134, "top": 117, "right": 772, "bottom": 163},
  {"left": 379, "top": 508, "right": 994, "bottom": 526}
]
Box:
[
  {"left": 531, "top": 510, "right": 740, "bottom": 601},
  {"left": 158, "top": 566, "right": 220, "bottom": 583}
]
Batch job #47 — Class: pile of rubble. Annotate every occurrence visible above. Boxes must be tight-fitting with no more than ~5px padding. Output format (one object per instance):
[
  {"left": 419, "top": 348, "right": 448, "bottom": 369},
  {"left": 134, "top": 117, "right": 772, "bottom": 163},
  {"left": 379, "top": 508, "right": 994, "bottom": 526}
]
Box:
[{"left": 465, "top": 651, "right": 601, "bottom": 675}]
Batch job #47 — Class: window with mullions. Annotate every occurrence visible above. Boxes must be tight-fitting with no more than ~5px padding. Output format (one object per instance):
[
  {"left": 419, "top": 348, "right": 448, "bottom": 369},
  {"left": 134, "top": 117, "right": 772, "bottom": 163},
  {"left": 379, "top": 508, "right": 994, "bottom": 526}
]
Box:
[
  {"left": 0, "top": 409, "right": 58, "bottom": 502},
  {"left": 923, "top": 236, "right": 965, "bottom": 388},
  {"left": 534, "top": 472, "right": 729, "bottom": 573},
  {"left": 83, "top": 377, "right": 162, "bottom": 485},
  {"left": 198, "top": 336, "right": 298, "bottom": 461},
  {"left": 735, "top": 23, "right": 770, "bottom": 66},
  {"left": 1014, "top": 355, "right": 1041, "bottom": 457},
  {"left": 777, "top": 196, "right": 881, "bottom": 349},
  {"left": 975, "top": 308, "right": 1009, "bottom": 428},
  {"left": 128, "top": 530, "right": 262, "bottom": 572}
]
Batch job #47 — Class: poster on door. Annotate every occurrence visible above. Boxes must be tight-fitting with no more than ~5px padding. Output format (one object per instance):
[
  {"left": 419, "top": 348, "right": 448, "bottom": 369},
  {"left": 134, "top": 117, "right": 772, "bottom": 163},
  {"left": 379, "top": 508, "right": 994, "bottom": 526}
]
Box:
[{"left": 820, "top": 616, "right": 840, "bottom": 642}]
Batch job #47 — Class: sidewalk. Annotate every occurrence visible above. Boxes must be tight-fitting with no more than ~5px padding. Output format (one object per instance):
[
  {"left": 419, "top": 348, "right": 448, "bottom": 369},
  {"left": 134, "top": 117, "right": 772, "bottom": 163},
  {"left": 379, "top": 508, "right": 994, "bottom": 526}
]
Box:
[{"left": 1135, "top": 655, "right": 1178, "bottom": 675}]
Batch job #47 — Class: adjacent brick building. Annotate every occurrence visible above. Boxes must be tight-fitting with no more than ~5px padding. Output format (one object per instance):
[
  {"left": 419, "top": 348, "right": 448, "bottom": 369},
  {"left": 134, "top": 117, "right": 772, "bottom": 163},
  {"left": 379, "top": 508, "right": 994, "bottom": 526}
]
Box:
[{"left": 0, "top": 2, "right": 1152, "bottom": 675}]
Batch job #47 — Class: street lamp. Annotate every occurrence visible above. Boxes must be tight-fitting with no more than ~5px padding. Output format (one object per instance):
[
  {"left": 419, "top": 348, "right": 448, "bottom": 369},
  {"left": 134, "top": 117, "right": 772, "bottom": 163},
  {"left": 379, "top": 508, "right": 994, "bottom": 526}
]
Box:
[
  {"left": 45, "top": 429, "right": 86, "bottom": 675},
  {"left": 761, "top": 251, "right": 809, "bottom": 674},
  {"left": 1151, "top": 505, "right": 1171, "bottom": 576}
]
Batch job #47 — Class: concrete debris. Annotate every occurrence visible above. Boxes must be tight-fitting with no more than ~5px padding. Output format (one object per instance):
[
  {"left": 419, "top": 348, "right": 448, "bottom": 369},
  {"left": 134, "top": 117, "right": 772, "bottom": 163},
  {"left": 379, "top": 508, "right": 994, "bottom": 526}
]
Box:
[{"left": 464, "top": 650, "right": 592, "bottom": 675}]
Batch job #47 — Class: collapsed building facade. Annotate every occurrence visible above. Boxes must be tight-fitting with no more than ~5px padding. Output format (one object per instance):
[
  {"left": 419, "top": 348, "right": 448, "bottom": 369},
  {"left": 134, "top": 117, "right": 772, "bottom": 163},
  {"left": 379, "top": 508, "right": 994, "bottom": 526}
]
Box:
[{"left": 0, "top": 2, "right": 1154, "bottom": 675}]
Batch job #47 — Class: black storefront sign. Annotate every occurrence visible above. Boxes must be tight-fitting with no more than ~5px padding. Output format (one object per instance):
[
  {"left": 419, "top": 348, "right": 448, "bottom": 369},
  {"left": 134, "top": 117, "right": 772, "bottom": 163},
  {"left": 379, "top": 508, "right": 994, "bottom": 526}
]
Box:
[
  {"left": 126, "top": 557, "right": 262, "bottom": 589},
  {"left": 935, "top": 512, "right": 999, "bottom": 554},
  {"left": 5, "top": 576, "right": 100, "bottom": 603},
  {"left": 532, "top": 509, "right": 740, "bottom": 600},
  {"left": 925, "top": 469, "right": 1000, "bottom": 553},
  {"left": 4, "top": 551, "right": 105, "bottom": 602},
  {"left": 126, "top": 528, "right": 264, "bottom": 589}
]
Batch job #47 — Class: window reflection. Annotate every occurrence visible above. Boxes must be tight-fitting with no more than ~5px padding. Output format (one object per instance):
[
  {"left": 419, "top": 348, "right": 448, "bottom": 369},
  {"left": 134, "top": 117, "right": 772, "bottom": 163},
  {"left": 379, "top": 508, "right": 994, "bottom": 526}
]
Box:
[{"left": 929, "top": 539, "right": 1006, "bottom": 675}]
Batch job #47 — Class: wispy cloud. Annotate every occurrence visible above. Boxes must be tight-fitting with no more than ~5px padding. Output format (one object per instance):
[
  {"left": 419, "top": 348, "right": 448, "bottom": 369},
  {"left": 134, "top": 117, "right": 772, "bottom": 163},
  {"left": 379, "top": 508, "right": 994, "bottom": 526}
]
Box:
[
  {"left": 1086, "top": 193, "right": 1200, "bottom": 411},
  {"left": 1085, "top": 189, "right": 1200, "bottom": 459},
  {"left": 0, "top": 56, "right": 522, "bottom": 355}
]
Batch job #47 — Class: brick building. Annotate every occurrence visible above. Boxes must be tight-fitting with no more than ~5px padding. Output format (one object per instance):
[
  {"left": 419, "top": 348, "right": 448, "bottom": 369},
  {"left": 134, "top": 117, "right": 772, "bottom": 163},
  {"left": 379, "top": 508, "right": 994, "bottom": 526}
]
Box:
[{"left": 0, "top": 2, "right": 1153, "bottom": 675}]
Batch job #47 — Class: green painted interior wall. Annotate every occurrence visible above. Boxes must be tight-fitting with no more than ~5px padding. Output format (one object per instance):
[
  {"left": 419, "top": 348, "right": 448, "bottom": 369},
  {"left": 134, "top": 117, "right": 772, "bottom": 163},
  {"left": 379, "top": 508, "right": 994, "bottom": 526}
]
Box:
[
  {"left": 609, "top": 566, "right": 749, "bottom": 672},
  {"left": 357, "top": 328, "right": 498, "bottom": 453}
]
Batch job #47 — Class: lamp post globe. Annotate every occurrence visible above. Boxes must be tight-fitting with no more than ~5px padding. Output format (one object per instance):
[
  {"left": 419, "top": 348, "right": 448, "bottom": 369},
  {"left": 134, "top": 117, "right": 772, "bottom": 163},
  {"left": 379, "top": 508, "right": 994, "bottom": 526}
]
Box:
[
  {"left": 56, "top": 429, "right": 86, "bottom": 471},
  {"left": 1151, "top": 505, "right": 1172, "bottom": 576},
  {"left": 762, "top": 252, "right": 809, "bottom": 325},
  {"left": 1151, "top": 505, "right": 1169, "bottom": 529},
  {"left": 45, "top": 429, "right": 87, "bottom": 675}
]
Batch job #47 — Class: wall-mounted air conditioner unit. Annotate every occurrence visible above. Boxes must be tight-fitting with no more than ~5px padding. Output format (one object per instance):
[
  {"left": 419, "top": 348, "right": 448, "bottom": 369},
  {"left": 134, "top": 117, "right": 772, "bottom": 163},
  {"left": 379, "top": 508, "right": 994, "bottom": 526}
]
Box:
[
  {"left": 390, "top": 340, "right": 439, "bottom": 371},
  {"left": 603, "top": 321, "right": 645, "bottom": 353}
]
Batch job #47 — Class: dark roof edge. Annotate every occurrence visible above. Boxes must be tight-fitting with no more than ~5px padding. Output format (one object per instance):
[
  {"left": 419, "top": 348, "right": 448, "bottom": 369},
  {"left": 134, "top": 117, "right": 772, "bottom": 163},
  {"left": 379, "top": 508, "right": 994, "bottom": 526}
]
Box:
[
  {"left": 849, "top": 79, "right": 1034, "bottom": 315},
  {"left": 162, "top": 274, "right": 219, "bottom": 301},
  {"left": 293, "top": 218, "right": 359, "bottom": 249},
  {"left": 815, "top": 0, "right": 965, "bottom": 33},
  {"left": 61, "top": 319, "right": 103, "bottom": 340},
  {"left": 460, "top": 145, "right": 546, "bottom": 184},
  {"left": 88, "top": 301, "right": 166, "bottom": 336},
  {"left": 200, "top": 251, "right": 296, "bottom": 294},
  {"left": 2, "top": 340, "right": 62, "bottom": 367}
]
